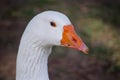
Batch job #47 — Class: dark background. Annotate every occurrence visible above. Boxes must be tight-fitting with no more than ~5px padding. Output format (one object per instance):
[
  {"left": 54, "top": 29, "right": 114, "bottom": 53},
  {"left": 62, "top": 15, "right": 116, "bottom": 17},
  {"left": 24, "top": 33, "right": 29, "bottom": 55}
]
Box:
[{"left": 0, "top": 0, "right": 120, "bottom": 80}]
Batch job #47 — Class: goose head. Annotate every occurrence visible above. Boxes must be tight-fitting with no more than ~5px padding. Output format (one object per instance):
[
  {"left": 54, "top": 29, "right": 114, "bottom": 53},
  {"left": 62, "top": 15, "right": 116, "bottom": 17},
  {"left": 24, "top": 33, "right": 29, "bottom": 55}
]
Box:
[{"left": 25, "top": 11, "right": 88, "bottom": 54}]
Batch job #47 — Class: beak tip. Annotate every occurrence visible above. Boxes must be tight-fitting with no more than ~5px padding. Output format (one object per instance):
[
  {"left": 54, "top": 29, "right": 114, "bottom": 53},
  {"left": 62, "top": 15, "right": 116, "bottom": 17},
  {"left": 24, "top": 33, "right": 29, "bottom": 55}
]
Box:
[
  {"left": 79, "top": 44, "right": 89, "bottom": 54},
  {"left": 82, "top": 48, "right": 89, "bottom": 54}
]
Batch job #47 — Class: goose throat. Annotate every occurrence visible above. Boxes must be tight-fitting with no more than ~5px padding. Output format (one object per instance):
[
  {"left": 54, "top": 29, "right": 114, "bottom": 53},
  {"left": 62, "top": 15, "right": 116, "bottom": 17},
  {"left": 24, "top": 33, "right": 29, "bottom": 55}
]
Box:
[{"left": 16, "top": 34, "right": 52, "bottom": 80}]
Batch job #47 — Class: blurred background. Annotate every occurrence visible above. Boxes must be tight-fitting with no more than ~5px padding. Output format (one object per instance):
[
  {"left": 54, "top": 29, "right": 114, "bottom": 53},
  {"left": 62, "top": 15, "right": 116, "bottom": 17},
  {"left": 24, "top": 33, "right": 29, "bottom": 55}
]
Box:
[{"left": 0, "top": 0, "right": 120, "bottom": 80}]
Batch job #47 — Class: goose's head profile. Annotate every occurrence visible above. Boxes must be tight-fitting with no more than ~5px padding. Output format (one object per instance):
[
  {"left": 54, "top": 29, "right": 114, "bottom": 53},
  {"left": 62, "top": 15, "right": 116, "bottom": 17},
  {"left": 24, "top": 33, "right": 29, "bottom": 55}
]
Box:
[
  {"left": 17, "top": 11, "right": 89, "bottom": 80},
  {"left": 24, "top": 11, "right": 88, "bottom": 53}
]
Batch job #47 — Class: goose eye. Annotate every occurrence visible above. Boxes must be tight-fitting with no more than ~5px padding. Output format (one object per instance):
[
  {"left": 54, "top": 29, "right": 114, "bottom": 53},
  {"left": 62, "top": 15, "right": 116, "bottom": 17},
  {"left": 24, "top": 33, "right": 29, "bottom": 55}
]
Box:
[{"left": 50, "top": 21, "right": 56, "bottom": 27}]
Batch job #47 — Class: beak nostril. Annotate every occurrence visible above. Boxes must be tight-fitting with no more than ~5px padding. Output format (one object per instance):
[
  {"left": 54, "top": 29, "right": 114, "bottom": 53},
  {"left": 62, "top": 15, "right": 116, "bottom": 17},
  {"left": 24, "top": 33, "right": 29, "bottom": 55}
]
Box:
[
  {"left": 67, "top": 44, "right": 71, "bottom": 46},
  {"left": 72, "top": 37, "right": 77, "bottom": 43}
]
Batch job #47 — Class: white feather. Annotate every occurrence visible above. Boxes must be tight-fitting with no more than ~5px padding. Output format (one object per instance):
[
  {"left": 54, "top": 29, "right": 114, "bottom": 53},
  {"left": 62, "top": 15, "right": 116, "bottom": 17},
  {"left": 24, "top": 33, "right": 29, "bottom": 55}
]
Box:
[{"left": 16, "top": 11, "right": 72, "bottom": 80}]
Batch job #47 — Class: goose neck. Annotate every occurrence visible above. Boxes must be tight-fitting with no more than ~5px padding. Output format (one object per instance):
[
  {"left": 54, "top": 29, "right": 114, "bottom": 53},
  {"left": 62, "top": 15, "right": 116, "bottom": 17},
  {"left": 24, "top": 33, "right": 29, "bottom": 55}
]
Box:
[{"left": 16, "top": 34, "right": 52, "bottom": 80}]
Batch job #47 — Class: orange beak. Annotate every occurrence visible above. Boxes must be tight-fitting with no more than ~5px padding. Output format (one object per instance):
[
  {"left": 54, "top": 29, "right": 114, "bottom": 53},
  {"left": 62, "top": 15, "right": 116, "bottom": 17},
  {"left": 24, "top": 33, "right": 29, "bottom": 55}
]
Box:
[{"left": 61, "top": 25, "right": 89, "bottom": 54}]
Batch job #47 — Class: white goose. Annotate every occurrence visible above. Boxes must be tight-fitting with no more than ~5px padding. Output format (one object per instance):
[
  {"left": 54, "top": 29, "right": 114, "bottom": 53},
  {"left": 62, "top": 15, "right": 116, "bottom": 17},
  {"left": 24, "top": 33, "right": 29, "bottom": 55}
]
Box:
[{"left": 16, "top": 11, "right": 88, "bottom": 80}]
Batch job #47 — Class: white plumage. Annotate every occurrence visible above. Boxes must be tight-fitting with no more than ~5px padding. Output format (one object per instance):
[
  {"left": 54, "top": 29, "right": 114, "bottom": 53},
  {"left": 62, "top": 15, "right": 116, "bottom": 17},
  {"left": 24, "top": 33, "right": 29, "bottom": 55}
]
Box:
[{"left": 16, "top": 11, "right": 88, "bottom": 80}]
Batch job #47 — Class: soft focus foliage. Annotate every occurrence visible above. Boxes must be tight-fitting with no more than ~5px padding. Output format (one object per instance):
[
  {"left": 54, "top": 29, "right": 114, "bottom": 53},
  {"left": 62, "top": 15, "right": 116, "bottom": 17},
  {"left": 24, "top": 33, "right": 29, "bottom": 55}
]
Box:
[{"left": 0, "top": 0, "right": 120, "bottom": 80}]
